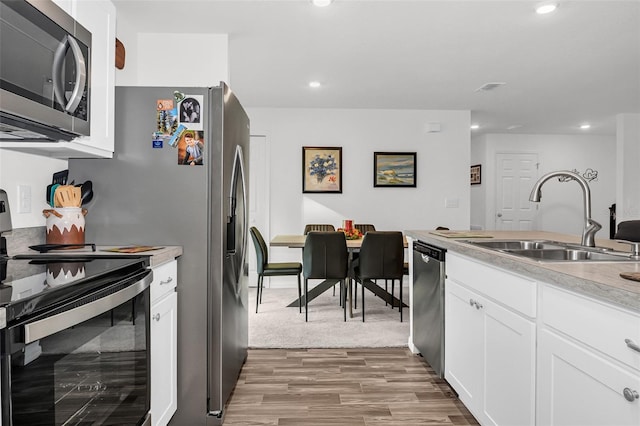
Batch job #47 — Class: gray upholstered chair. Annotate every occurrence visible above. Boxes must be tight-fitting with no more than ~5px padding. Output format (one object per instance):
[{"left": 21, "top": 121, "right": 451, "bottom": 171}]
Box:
[
  {"left": 352, "top": 231, "right": 405, "bottom": 322},
  {"left": 304, "top": 224, "right": 336, "bottom": 234},
  {"left": 354, "top": 223, "right": 376, "bottom": 235},
  {"left": 302, "top": 231, "right": 349, "bottom": 322},
  {"left": 304, "top": 224, "right": 338, "bottom": 296},
  {"left": 250, "top": 227, "right": 303, "bottom": 313}
]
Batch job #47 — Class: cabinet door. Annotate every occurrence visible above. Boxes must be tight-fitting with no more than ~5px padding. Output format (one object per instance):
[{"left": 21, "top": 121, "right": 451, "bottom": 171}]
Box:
[
  {"left": 151, "top": 291, "right": 178, "bottom": 426},
  {"left": 538, "top": 329, "right": 640, "bottom": 426},
  {"left": 483, "top": 293, "right": 536, "bottom": 426},
  {"left": 72, "top": 0, "right": 116, "bottom": 154},
  {"left": 446, "top": 279, "right": 536, "bottom": 426},
  {"left": 445, "top": 279, "right": 484, "bottom": 407}
]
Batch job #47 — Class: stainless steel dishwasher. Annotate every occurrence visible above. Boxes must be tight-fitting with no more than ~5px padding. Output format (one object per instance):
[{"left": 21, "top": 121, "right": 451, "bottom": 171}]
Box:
[{"left": 412, "top": 240, "right": 446, "bottom": 377}]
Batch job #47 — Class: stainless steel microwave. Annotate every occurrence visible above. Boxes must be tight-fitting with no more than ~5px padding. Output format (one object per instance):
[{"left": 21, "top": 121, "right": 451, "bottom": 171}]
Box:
[{"left": 0, "top": 0, "right": 91, "bottom": 142}]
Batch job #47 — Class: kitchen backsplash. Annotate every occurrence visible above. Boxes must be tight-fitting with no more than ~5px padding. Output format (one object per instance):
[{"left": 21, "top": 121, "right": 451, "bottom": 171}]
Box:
[{"left": 4, "top": 226, "right": 45, "bottom": 256}]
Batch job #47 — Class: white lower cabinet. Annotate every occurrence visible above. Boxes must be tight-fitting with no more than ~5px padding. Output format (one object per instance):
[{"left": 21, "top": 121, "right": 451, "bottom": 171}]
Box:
[
  {"left": 150, "top": 261, "right": 178, "bottom": 426},
  {"left": 537, "top": 284, "right": 640, "bottom": 426},
  {"left": 445, "top": 253, "right": 536, "bottom": 426},
  {"left": 443, "top": 252, "right": 640, "bottom": 426},
  {"left": 537, "top": 329, "right": 640, "bottom": 426},
  {"left": 446, "top": 279, "right": 536, "bottom": 426}
]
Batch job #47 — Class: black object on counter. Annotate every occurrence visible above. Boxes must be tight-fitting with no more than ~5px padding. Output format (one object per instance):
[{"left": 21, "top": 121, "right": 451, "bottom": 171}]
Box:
[{"left": 27, "top": 243, "right": 97, "bottom": 253}]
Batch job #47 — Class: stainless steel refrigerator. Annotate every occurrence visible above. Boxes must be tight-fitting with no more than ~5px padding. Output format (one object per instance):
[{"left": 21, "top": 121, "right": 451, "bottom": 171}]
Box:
[{"left": 69, "top": 83, "right": 249, "bottom": 425}]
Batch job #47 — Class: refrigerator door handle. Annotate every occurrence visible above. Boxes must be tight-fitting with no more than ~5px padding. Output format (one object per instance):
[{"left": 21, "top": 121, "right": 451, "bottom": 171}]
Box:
[{"left": 226, "top": 145, "right": 248, "bottom": 281}]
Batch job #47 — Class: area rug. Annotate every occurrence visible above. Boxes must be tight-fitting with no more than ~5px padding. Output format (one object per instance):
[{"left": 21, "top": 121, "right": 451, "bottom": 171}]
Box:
[{"left": 248, "top": 284, "right": 410, "bottom": 348}]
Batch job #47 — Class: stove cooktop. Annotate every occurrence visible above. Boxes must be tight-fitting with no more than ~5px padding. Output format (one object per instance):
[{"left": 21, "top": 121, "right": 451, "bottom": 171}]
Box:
[{"left": 0, "top": 255, "right": 150, "bottom": 324}]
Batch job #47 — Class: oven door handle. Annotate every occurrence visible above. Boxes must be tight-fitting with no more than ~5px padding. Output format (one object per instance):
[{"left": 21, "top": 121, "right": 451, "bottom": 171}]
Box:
[{"left": 24, "top": 273, "right": 152, "bottom": 344}]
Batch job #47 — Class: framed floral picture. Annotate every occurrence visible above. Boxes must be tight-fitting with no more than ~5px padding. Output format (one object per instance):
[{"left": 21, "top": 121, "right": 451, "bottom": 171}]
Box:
[
  {"left": 302, "top": 146, "right": 342, "bottom": 193},
  {"left": 373, "top": 152, "right": 416, "bottom": 187}
]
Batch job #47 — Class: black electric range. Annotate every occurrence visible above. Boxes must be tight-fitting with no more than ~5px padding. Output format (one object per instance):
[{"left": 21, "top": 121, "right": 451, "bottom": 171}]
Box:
[{"left": 0, "top": 254, "right": 150, "bottom": 325}]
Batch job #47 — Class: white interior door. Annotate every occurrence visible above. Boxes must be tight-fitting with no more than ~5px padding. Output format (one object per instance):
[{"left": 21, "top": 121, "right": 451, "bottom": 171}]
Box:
[
  {"left": 495, "top": 153, "right": 539, "bottom": 230},
  {"left": 248, "top": 135, "right": 269, "bottom": 288}
]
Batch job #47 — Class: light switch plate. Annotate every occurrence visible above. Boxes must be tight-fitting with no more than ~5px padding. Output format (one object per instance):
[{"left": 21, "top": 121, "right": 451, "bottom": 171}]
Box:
[
  {"left": 18, "top": 184, "right": 31, "bottom": 213},
  {"left": 445, "top": 197, "right": 459, "bottom": 208}
]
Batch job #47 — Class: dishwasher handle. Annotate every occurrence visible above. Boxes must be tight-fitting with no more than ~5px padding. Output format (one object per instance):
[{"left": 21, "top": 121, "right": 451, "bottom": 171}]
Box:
[{"left": 413, "top": 241, "right": 446, "bottom": 262}]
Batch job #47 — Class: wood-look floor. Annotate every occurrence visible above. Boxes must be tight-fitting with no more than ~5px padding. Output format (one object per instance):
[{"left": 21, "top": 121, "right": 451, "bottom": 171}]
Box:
[{"left": 223, "top": 348, "right": 479, "bottom": 425}]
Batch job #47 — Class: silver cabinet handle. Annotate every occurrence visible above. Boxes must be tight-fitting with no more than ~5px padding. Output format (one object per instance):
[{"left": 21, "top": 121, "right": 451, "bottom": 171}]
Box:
[
  {"left": 160, "top": 276, "right": 174, "bottom": 285},
  {"left": 153, "top": 313, "right": 161, "bottom": 322},
  {"left": 468, "top": 299, "right": 483, "bottom": 310},
  {"left": 52, "top": 35, "right": 87, "bottom": 114},
  {"left": 623, "top": 388, "right": 639, "bottom": 402},
  {"left": 625, "top": 338, "right": 640, "bottom": 353}
]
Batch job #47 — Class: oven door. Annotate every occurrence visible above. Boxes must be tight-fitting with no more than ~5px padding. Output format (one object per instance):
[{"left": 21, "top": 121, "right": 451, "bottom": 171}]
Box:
[{"left": 1, "top": 269, "right": 152, "bottom": 426}]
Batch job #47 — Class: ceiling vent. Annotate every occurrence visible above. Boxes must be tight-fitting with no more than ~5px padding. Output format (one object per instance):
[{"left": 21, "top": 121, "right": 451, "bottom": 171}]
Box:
[{"left": 475, "top": 82, "right": 506, "bottom": 92}]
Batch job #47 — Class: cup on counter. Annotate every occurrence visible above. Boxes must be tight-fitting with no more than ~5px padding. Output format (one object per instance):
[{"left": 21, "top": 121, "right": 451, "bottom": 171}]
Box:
[{"left": 43, "top": 207, "right": 87, "bottom": 245}]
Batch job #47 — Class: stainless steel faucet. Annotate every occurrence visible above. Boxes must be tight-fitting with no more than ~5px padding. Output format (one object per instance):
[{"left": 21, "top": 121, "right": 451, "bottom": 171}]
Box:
[{"left": 529, "top": 170, "right": 602, "bottom": 247}]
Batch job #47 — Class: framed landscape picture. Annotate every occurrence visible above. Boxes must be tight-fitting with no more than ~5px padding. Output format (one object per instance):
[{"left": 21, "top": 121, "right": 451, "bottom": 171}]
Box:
[
  {"left": 470, "top": 164, "right": 481, "bottom": 185},
  {"left": 373, "top": 152, "right": 416, "bottom": 187},
  {"left": 302, "top": 146, "right": 342, "bottom": 193}
]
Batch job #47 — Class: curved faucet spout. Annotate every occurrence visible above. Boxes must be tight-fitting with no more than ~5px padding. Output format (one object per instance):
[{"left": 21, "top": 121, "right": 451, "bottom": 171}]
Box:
[{"left": 529, "top": 170, "right": 601, "bottom": 247}]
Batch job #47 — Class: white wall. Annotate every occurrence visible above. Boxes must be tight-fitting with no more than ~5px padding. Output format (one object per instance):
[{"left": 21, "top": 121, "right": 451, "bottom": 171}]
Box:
[
  {"left": 115, "top": 14, "right": 228, "bottom": 87},
  {"left": 472, "top": 133, "right": 616, "bottom": 238},
  {"left": 0, "top": 151, "right": 68, "bottom": 228},
  {"left": 470, "top": 136, "right": 487, "bottom": 229},
  {"left": 616, "top": 113, "right": 640, "bottom": 222},
  {"left": 247, "top": 107, "right": 471, "bottom": 261}
]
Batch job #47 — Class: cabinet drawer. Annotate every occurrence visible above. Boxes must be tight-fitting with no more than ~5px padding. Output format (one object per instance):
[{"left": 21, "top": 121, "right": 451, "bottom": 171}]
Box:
[
  {"left": 151, "top": 260, "right": 177, "bottom": 304},
  {"left": 542, "top": 284, "right": 640, "bottom": 371},
  {"left": 447, "top": 253, "right": 537, "bottom": 317}
]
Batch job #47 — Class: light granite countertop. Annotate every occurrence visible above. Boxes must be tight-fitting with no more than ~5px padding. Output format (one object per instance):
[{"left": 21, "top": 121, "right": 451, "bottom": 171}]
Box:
[{"left": 405, "top": 230, "right": 640, "bottom": 313}]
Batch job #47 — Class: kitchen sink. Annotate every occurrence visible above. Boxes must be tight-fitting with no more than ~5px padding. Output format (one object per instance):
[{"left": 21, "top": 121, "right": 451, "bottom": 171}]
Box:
[
  {"left": 464, "top": 239, "right": 636, "bottom": 262},
  {"left": 467, "top": 240, "right": 565, "bottom": 250}
]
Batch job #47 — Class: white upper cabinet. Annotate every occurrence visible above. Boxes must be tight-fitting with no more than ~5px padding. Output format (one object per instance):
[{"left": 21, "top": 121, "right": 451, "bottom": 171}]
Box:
[{"left": 69, "top": 0, "right": 116, "bottom": 156}]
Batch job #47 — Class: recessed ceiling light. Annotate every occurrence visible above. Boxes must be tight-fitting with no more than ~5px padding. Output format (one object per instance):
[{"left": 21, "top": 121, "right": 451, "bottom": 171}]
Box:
[
  {"left": 311, "top": 0, "right": 333, "bottom": 7},
  {"left": 580, "top": 123, "right": 591, "bottom": 130},
  {"left": 536, "top": 1, "right": 558, "bottom": 14},
  {"left": 470, "top": 124, "right": 480, "bottom": 130},
  {"left": 309, "top": 81, "right": 321, "bottom": 88}
]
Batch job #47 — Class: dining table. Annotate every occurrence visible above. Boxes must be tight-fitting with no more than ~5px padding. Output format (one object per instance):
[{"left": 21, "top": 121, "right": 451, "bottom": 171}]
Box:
[{"left": 270, "top": 234, "right": 409, "bottom": 318}]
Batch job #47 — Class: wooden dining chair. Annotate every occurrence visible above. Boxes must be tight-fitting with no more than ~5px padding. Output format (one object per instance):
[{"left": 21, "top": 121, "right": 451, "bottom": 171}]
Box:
[
  {"left": 250, "top": 227, "right": 303, "bottom": 313},
  {"left": 352, "top": 231, "right": 405, "bottom": 322},
  {"left": 302, "top": 231, "right": 349, "bottom": 322}
]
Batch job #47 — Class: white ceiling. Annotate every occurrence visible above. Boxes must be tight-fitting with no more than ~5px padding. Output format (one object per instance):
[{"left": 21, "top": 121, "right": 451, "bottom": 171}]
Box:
[{"left": 113, "top": 0, "right": 640, "bottom": 135}]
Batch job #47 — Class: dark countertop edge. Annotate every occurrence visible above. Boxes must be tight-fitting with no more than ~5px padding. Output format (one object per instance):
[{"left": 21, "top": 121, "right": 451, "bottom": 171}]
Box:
[{"left": 406, "top": 230, "right": 640, "bottom": 314}]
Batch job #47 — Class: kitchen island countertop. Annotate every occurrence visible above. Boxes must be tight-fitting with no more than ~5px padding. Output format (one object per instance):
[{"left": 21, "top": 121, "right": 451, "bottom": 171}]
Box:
[{"left": 405, "top": 230, "right": 640, "bottom": 313}]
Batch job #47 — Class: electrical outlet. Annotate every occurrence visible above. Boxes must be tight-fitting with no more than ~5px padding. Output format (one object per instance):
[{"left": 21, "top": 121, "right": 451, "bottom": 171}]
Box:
[{"left": 17, "top": 184, "right": 31, "bottom": 213}]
